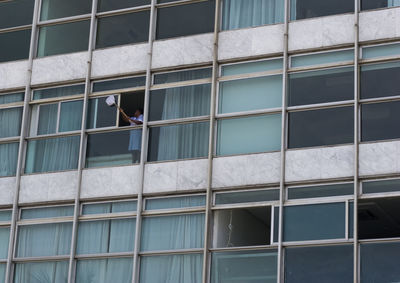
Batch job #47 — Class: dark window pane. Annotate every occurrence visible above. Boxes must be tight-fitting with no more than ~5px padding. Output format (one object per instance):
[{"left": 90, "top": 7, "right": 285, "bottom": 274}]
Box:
[
  {"left": 285, "top": 245, "right": 353, "bottom": 283},
  {"left": 87, "top": 97, "right": 118, "bottom": 129},
  {"left": 215, "top": 189, "right": 280, "bottom": 205},
  {"left": 288, "top": 106, "right": 354, "bottom": 148},
  {"left": 40, "top": 0, "right": 92, "bottom": 21},
  {"left": 154, "top": 68, "right": 212, "bottom": 84},
  {"left": 148, "top": 122, "right": 209, "bottom": 162},
  {"left": 361, "top": 0, "right": 398, "bottom": 11},
  {"left": 290, "top": 0, "right": 354, "bottom": 20},
  {"left": 358, "top": 197, "right": 400, "bottom": 240},
  {"left": 288, "top": 183, "right": 354, "bottom": 199},
  {"left": 149, "top": 84, "right": 211, "bottom": 121},
  {"left": 33, "top": 84, "right": 85, "bottom": 100},
  {"left": 92, "top": 76, "right": 146, "bottom": 92},
  {"left": 37, "top": 21, "right": 90, "bottom": 57},
  {"left": 156, "top": 1, "right": 215, "bottom": 40},
  {"left": 0, "top": 29, "right": 31, "bottom": 63},
  {"left": 288, "top": 67, "right": 354, "bottom": 106},
  {"left": 98, "top": 0, "right": 150, "bottom": 12},
  {"left": 361, "top": 242, "right": 400, "bottom": 283},
  {"left": 96, "top": 11, "right": 150, "bottom": 49},
  {"left": 0, "top": 0, "right": 34, "bottom": 29},
  {"left": 0, "top": 92, "right": 24, "bottom": 104},
  {"left": 360, "top": 62, "right": 400, "bottom": 99},
  {"left": 273, "top": 207, "right": 279, "bottom": 242},
  {"left": 361, "top": 101, "right": 400, "bottom": 142},
  {"left": 0, "top": 107, "right": 22, "bottom": 138},
  {"left": 363, "top": 179, "right": 400, "bottom": 194},
  {"left": 0, "top": 143, "right": 19, "bottom": 177}
]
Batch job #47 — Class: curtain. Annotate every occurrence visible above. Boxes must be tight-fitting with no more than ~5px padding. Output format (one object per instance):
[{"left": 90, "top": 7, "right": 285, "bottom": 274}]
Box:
[
  {"left": 37, "top": 104, "right": 58, "bottom": 135},
  {"left": 0, "top": 92, "right": 24, "bottom": 104},
  {"left": 75, "top": 258, "right": 132, "bottom": 283},
  {"left": 14, "top": 261, "right": 68, "bottom": 283},
  {"left": 59, "top": 100, "right": 83, "bottom": 132},
  {"left": 0, "top": 142, "right": 18, "bottom": 177},
  {"left": 0, "top": 107, "right": 22, "bottom": 138},
  {"left": 140, "top": 254, "right": 202, "bottom": 283},
  {"left": 0, "top": 228, "right": 9, "bottom": 259},
  {"left": 222, "top": 0, "right": 284, "bottom": 30}
]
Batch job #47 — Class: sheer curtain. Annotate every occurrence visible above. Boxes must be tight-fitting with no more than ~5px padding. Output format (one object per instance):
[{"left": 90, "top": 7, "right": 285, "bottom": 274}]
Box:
[
  {"left": 59, "top": 100, "right": 83, "bottom": 132},
  {"left": 0, "top": 142, "right": 18, "bottom": 177},
  {"left": 0, "top": 107, "right": 22, "bottom": 138},
  {"left": 37, "top": 104, "right": 58, "bottom": 135},
  {"left": 222, "top": 0, "right": 284, "bottom": 30},
  {"left": 75, "top": 258, "right": 132, "bottom": 283},
  {"left": 14, "top": 261, "right": 68, "bottom": 283}
]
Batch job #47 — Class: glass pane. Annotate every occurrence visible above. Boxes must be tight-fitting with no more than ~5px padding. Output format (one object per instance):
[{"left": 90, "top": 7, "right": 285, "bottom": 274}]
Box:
[
  {"left": 82, "top": 201, "right": 137, "bottom": 215},
  {"left": 0, "top": 29, "right": 31, "bottom": 63},
  {"left": 92, "top": 76, "right": 146, "bottom": 92},
  {"left": 217, "top": 114, "right": 281, "bottom": 156},
  {"left": 25, "top": 136, "right": 80, "bottom": 173},
  {"left": 148, "top": 122, "right": 209, "bottom": 162},
  {"left": 0, "top": 228, "right": 10, "bottom": 259},
  {"left": 360, "top": 62, "right": 400, "bottom": 99},
  {"left": 273, "top": 206, "right": 279, "bottom": 242},
  {"left": 221, "top": 59, "right": 283, "bottom": 76},
  {"left": 21, "top": 206, "right": 74, "bottom": 220},
  {"left": 0, "top": 143, "right": 19, "bottom": 177},
  {"left": 154, "top": 68, "right": 212, "bottom": 84},
  {"left": 146, "top": 195, "right": 205, "bottom": 210},
  {"left": 283, "top": 202, "right": 345, "bottom": 241},
  {"left": 361, "top": 0, "right": 400, "bottom": 10},
  {"left": 76, "top": 258, "right": 132, "bottom": 283},
  {"left": 211, "top": 250, "right": 277, "bottom": 283},
  {"left": 98, "top": 0, "right": 149, "bottom": 12},
  {"left": 349, "top": 201, "right": 353, "bottom": 238},
  {"left": 0, "top": 107, "right": 22, "bottom": 138},
  {"left": 33, "top": 84, "right": 85, "bottom": 100},
  {"left": 218, "top": 75, "right": 282, "bottom": 114},
  {"left": 77, "top": 218, "right": 135, "bottom": 254},
  {"left": 0, "top": 264, "right": 4, "bottom": 283},
  {"left": 0, "top": 0, "right": 34, "bottom": 29},
  {"left": 37, "top": 20, "right": 90, "bottom": 57},
  {"left": 140, "top": 254, "right": 202, "bottom": 283},
  {"left": 361, "top": 242, "right": 400, "bottom": 283},
  {"left": 149, "top": 84, "right": 211, "bottom": 121},
  {"left": 362, "top": 43, "right": 400, "bottom": 59},
  {"left": 14, "top": 261, "right": 68, "bottom": 283},
  {"left": 288, "top": 67, "right": 354, "bottom": 106},
  {"left": 0, "top": 92, "right": 24, "bottom": 105},
  {"left": 156, "top": 1, "right": 215, "bottom": 40},
  {"left": 59, "top": 100, "right": 83, "bottom": 132},
  {"left": 141, "top": 213, "right": 204, "bottom": 251},
  {"left": 361, "top": 101, "right": 400, "bottom": 142},
  {"left": 87, "top": 97, "right": 117, "bottom": 129},
  {"left": 0, "top": 211, "right": 12, "bottom": 222},
  {"left": 288, "top": 106, "right": 354, "bottom": 148},
  {"left": 37, "top": 103, "right": 58, "bottom": 135},
  {"left": 290, "top": 0, "right": 354, "bottom": 20},
  {"left": 96, "top": 11, "right": 150, "bottom": 49},
  {"left": 222, "top": 0, "right": 283, "bottom": 30},
  {"left": 16, "top": 223, "right": 72, "bottom": 257},
  {"left": 213, "top": 207, "right": 271, "bottom": 248},
  {"left": 86, "top": 129, "right": 142, "bottom": 168},
  {"left": 288, "top": 183, "right": 354, "bottom": 199},
  {"left": 291, "top": 49, "right": 354, "bottom": 68},
  {"left": 215, "top": 189, "right": 279, "bottom": 205},
  {"left": 363, "top": 179, "right": 400, "bottom": 194},
  {"left": 285, "top": 245, "right": 353, "bottom": 283},
  {"left": 40, "top": 0, "right": 92, "bottom": 21}
]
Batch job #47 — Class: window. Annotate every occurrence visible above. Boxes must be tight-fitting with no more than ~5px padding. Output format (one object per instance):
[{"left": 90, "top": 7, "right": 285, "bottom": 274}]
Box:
[
  {"left": 290, "top": 0, "right": 354, "bottom": 20},
  {"left": 40, "top": 0, "right": 92, "bottom": 21},
  {"left": 154, "top": 68, "right": 212, "bottom": 84},
  {"left": 87, "top": 96, "right": 119, "bottom": 129},
  {"left": 156, "top": 0, "right": 215, "bottom": 40},
  {"left": 76, "top": 258, "right": 132, "bottom": 283},
  {"left": 362, "top": 43, "right": 400, "bottom": 60},
  {"left": 361, "top": 0, "right": 400, "bottom": 11},
  {"left": 291, "top": 49, "right": 354, "bottom": 68},
  {"left": 97, "top": 0, "right": 150, "bottom": 12},
  {"left": 0, "top": 29, "right": 31, "bottom": 63},
  {"left": 92, "top": 76, "right": 146, "bottom": 93},
  {"left": 14, "top": 262, "right": 69, "bottom": 283},
  {"left": 0, "top": 107, "right": 23, "bottom": 138},
  {"left": 33, "top": 84, "right": 85, "bottom": 100},
  {"left": 215, "top": 189, "right": 280, "bottom": 205},
  {"left": 0, "top": 210, "right": 11, "bottom": 283},
  {"left": 145, "top": 195, "right": 205, "bottom": 210},
  {"left": 362, "top": 179, "right": 400, "bottom": 194},
  {"left": 0, "top": 142, "right": 19, "bottom": 177},
  {"left": 285, "top": 245, "right": 353, "bottom": 283},
  {"left": 0, "top": 0, "right": 34, "bottom": 29},
  {"left": 287, "top": 183, "right": 354, "bottom": 199}
]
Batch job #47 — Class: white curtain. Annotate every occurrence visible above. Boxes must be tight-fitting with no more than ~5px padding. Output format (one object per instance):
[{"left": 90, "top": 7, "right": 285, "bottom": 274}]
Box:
[
  {"left": 222, "top": 0, "right": 284, "bottom": 30},
  {"left": 59, "top": 100, "right": 83, "bottom": 132},
  {"left": 37, "top": 104, "right": 58, "bottom": 135},
  {"left": 0, "top": 107, "right": 22, "bottom": 138},
  {"left": 14, "top": 261, "right": 68, "bottom": 283},
  {"left": 75, "top": 258, "right": 132, "bottom": 283},
  {"left": 0, "top": 142, "right": 18, "bottom": 177}
]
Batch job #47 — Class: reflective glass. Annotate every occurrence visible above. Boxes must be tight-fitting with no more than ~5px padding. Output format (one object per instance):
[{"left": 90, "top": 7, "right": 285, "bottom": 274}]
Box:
[
  {"left": 215, "top": 189, "right": 279, "bottom": 205},
  {"left": 0, "top": 211, "right": 12, "bottom": 222},
  {"left": 0, "top": 107, "right": 22, "bottom": 138},
  {"left": 59, "top": 100, "right": 83, "bottom": 132},
  {"left": 291, "top": 49, "right": 354, "bottom": 68},
  {"left": 221, "top": 59, "right": 283, "bottom": 76},
  {"left": 361, "top": 0, "right": 400, "bottom": 11},
  {"left": 92, "top": 76, "right": 146, "bottom": 92},
  {"left": 87, "top": 97, "right": 117, "bottom": 129},
  {"left": 33, "top": 84, "right": 85, "bottom": 100},
  {"left": 0, "top": 92, "right": 24, "bottom": 105},
  {"left": 0, "top": 29, "right": 31, "bottom": 63},
  {"left": 98, "top": 0, "right": 149, "bottom": 12},
  {"left": 0, "top": 264, "right": 4, "bottom": 283},
  {"left": 288, "top": 183, "right": 354, "bottom": 199},
  {"left": 0, "top": 0, "right": 34, "bottom": 29},
  {"left": 14, "top": 261, "right": 68, "bottom": 283},
  {"left": 0, "top": 228, "right": 10, "bottom": 259},
  {"left": 290, "top": 0, "right": 354, "bottom": 20},
  {"left": 21, "top": 206, "right": 74, "bottom": 220},
  {"left": 146, "top": 195, "right": 205, "bottom": 210},
  {"left": 363, "top": 179, "right": 400, "bottom": 194},
  {"left": 0, "top": 143, "right": 19, "bottom": 177},
  {"left": 40, "top": 0, "right": 92, "bottom": 21},
  {"left": 362, "top": 43, "right": 400, "bottom": 59},
  {"left": 154, "top": 68, "right": 212, "bottom": 84},
  {"left": 82, "top": 201, "right": 137, "bottom": 215},
  {"left": 76, "top": 258, "right": 132, "bottom": 283}
]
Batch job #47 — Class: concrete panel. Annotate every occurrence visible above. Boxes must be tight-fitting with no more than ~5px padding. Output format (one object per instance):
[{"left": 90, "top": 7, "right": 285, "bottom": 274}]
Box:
[
  {"left": 81, "top": 165, "right": 141, "bottom": 199},
  {"left": 359, "top": 141, "right": 400, "bottom": 177},
  {"left": 0, "top": 177, "right": 16, "bottom": 206},
  {"left": 91, "top": 43, "right": 148, "bottom": 78},
  {"left": 285, "top": 145, "right": 354, "bottom": 182},
  {"left": 289, "top": 14, "right": 354, "bottom": 52},
  {"left": 359, "top": 7, "right": 400, "bottom": 42},
  {"left": 19, "top": 171, "right": 77, "bottom": 204},
  {"left": 0, "top": 60, "right": 28, "bottom": 90},
  {"left": 218, "top": 24, "right": 284, "bottom": 61},
  {"left": 152, "top": 34, "right": 213, "bottom": 69},
  {"left": 31, "top": 52, "right": 87, "bottom": 85},
  {"left": 212, "top": 152, "right": 281, "bottom": 188}
]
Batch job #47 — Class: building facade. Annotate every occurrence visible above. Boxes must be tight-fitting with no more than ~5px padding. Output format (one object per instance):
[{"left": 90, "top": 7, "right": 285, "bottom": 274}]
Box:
[{"left": 1, "top": 0, "right": 400, "bottom": 282}]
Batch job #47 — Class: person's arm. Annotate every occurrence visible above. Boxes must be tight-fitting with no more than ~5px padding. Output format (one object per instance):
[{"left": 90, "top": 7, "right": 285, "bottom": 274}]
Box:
[{"left": 118, "top": 108, "right": 136, "bottom": 124}]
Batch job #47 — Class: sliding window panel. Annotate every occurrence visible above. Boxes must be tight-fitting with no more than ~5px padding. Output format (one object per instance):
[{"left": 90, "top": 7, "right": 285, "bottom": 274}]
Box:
[
  {"left": 288, "top": 106, "right": 354, "bottom": 148},
  {"left": 0, "top": 107, "right": 22, "bottom": 138},
  {"left": 361, "top": 101, "right": 400, "bottom": 142},
  {"left": 87, "top": 97, "right": 118, "bottom": 129},
  {"left": 14, "top": 261, "right": 68, "bottom": 283},
  {"left": 149, "top": 84, "right": 211, "bottom": 121},
  {"left": 0, "top": 143, "right": 19, "bottom": 177},
  {"left": 36, "top": 103, "right": 58, "bottom": 135},
  {"left": 361, "top": 0, "right": 400, "bottom": 11},
  {"left": 216, "top": 114, "right": 281, "bottom": 156},
  {"left": 59, "top": 100, "right": 83, "bottom": 132},
  {"left": 156, "top": 1, "right": 215, "bottom": 40},
  {"left": 37, "top": 21, "right": 90, "bottom": 57},
  {"left": 0, "top": 29, "right": 31, "bottom": 63},
  {"left": 76, "top": 258, "right": 132, "bottom": 283},
  {"left": 0, "top": 228, "right": 10, "bottom": 259},
  {"left": 0, "top": 0, "right": 34, "bottom": 29},
  {"left": 97, "top": 0, "right": 150, "bottom": 12},
  {"left": 40, "top": 0, "right": 92, "bottom": 21},
  {"left": 290, "top": 0, "right": 354, "bottom": 20},
  {"left": 221, "top": 0, "right": 284, "bottom": 30}
]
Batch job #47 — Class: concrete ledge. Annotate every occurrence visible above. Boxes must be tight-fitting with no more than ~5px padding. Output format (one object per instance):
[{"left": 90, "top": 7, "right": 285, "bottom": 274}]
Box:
[
  {"left": 0, "top": 60, "right": 28, "bottom": 90},
  {"left": 0, "top": 177, "right": 15, "bottom": 206}
]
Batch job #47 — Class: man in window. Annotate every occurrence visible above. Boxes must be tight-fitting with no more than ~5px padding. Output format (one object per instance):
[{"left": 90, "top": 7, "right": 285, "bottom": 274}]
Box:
[{"left": 119, "top": 108, "right": 143, "bottom": 163}]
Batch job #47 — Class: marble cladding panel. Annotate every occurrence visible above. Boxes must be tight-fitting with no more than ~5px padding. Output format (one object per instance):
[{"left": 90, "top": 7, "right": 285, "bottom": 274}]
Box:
[
  {"left": 218, "top": 24, "right": 284, "bottom": 61},
  {"left": 81, "top": 165, "right": 140, "bottom": 199},
  {"left": 0, "top": 60, "right": 28, "bottom": 90},
  {"left": 91, "top": 43, "right": 148, "bottom": 78},
  {"left": 359, "top": 141, "right": 400, "bottom": 176},
  {"left": 359, "top": 7, "right": 400, "bottom": 42},
  {"left": 0, "top": 177, "right": 16, "bottom": 205},
  {"left": 19, "top": 171, "right": 77, "bottom": 204},
  {"left": 285, "top": 145, "right": 354, "bottom": 182},
  {"left": 31, "top": 52, "right": 87, "bottom": 85},
  {"left": 152, "top": 34, "right": 214, "bottom": 69},
  {"left": 144, "top": 159, "right": 208, "bottom": 194},
  {"left": 212, "top": 152, "right": 281, "bottom": 188}
]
